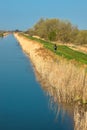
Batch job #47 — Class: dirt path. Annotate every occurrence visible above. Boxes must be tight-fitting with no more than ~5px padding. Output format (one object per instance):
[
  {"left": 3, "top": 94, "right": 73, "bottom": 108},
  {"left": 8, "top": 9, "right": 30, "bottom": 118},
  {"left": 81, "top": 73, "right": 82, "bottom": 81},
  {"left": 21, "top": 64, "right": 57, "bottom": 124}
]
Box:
[{"left": 66, "top": 44, "right": 87, "bottom": 54}]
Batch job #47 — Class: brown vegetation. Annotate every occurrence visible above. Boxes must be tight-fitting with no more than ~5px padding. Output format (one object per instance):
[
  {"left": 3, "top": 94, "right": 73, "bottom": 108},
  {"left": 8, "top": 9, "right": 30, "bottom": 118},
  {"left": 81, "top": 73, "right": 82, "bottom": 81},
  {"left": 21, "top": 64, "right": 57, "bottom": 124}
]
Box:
[
  {"left": 74, "top": 105, "right": 87, "bottom": 130},
  {"left": 14, "top": 33, "right": 87, "bottom": 104},
  {"left": 32, "top": 64, "right": 87, "bottom": 130}
]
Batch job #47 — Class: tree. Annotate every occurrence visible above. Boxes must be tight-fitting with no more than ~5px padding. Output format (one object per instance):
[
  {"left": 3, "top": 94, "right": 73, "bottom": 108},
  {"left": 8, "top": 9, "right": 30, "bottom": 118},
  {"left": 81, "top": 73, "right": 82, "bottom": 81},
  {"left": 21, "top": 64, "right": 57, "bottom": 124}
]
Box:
[
  {"left": 26, "top": 18, "right": 87, "bottom": 45},
  {"left": 76, "top": 30, "right": 87, "bottom": 45}
]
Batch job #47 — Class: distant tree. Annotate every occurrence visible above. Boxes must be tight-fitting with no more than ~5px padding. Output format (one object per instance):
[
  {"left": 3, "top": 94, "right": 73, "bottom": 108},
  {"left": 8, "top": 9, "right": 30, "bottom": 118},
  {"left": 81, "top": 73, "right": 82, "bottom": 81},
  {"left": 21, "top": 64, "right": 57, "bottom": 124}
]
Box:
[
  {"left": 26, "top": 28, "right": 35, "bottom": 36},
  {"left": 76, "top": 30, "right": 87, "bottom": 45},
  {"left": 48, "top": 31, "right": 57, "bottom": 41},
  {"left": 15, "top": 29, "right": 20, "bottom": 32},
  {"left": 26, "top": 18, "right": 87, "bottom": 45},
  {"left": 0, "top": 33, "right": 4, "bottom": 37}
]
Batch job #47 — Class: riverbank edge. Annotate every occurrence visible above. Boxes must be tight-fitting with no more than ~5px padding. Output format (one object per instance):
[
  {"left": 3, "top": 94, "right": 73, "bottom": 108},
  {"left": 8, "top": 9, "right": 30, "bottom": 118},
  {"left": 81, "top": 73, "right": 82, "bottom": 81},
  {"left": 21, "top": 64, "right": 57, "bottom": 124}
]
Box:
[{"left": 14, "top": 33, "right": 87, "bottom": 104}]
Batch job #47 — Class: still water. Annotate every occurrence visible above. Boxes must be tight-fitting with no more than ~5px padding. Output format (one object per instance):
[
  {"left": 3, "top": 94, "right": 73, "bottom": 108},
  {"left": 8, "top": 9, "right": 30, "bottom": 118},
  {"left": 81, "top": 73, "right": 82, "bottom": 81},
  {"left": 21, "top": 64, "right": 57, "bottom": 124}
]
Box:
[{"left": 0, "top": 35, "right": 74, "bottom": 130}]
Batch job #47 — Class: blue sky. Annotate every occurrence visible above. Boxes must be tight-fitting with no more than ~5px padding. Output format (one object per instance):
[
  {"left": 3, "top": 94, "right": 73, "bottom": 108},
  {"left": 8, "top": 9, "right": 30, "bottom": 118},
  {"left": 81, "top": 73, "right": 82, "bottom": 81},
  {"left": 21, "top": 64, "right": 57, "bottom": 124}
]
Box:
[{"left": 0, "top": 0, "right": 87, "bottom": 30}]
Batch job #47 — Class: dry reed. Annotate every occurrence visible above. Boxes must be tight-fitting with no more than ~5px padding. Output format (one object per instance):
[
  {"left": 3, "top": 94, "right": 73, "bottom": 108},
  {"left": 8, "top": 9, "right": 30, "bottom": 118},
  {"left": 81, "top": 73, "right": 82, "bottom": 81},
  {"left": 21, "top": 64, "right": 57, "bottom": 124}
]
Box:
[{"left": 14, "top": 33, "right": 87, "bottom": 104}]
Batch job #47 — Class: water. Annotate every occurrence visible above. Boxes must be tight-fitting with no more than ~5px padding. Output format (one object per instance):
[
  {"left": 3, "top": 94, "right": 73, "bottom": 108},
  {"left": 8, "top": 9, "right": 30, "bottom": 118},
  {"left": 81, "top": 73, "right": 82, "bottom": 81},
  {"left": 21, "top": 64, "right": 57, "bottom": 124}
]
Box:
[{"left": 0, "top": 35, "right": 74, "bottom": 130}]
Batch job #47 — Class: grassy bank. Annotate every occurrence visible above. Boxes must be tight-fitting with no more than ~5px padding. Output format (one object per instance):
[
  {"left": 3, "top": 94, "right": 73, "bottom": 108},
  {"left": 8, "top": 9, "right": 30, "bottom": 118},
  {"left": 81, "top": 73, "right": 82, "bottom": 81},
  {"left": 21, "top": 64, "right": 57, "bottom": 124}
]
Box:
[
  {"left": 14, "top": 33, "right": 87, "bottom": 104},
  {"left": 23, "top": 33, "right": 87, "bottom": 65}
]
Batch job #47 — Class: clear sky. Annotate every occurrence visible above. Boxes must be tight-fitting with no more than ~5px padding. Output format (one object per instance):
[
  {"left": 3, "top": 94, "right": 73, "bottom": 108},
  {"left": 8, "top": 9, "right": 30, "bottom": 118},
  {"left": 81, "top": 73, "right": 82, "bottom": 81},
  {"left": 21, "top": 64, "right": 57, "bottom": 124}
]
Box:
[{"left": 0, "top": 0, "right": 87, "bottom": 31}]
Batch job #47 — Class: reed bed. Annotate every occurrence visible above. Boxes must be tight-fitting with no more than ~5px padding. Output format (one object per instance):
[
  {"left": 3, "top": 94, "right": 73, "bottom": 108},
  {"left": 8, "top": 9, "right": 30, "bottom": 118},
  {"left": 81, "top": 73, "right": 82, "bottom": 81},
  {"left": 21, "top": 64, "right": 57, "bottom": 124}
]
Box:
[{"left": 14, "top": 33, "right": 87, "bottom": 104}]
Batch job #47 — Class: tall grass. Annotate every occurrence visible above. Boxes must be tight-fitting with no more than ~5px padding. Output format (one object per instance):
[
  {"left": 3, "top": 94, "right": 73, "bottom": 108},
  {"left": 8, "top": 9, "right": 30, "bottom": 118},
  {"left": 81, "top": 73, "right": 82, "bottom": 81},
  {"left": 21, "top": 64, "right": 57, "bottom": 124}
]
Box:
[
  {"left": 33, "top": 48, "right": 87, "bottom": 104},
  {"left": 35, "top": 67, "right": 87, "bottom": 130},
  {"left": 74, "top": 105, "right": 87, "bottom": 130},
  {"left": 14, "top": 33, "right": 87, "bottom": 104}
]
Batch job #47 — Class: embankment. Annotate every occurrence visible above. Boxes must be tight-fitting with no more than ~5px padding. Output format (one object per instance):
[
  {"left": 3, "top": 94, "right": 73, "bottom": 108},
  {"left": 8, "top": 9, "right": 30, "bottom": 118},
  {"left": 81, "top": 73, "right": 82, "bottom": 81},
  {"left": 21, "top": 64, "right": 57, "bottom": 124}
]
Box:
[{"left": 14, "top": 33, "right": 87, "bottom": 104}]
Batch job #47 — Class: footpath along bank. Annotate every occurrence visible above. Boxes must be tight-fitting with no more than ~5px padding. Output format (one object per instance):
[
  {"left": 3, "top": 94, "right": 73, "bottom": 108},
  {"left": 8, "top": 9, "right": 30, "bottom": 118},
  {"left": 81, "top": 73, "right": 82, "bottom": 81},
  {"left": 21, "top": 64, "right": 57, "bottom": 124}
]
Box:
[{"left": 14, "top": 33, "right": 87, "bottom": 104}]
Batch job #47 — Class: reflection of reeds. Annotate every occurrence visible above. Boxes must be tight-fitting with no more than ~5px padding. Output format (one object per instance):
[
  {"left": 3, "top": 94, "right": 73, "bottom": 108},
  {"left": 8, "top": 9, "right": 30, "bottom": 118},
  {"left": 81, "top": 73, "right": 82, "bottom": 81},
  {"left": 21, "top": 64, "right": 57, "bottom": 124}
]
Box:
[
  {"left": 35, "top": 66, "right": 87, "bottom": 130},
  {"left": 34, "top": 48, "right": 87, "bottom": 104},
  {"left": 14, "top": 33, "right": 87, "bottom": 104},
  {"left": 14, "top": 33, "right": 87, "bottom": 130},
  {"left": 35, "top": 68, "right": 87, "bottom": 130},
  {"left": 34, "top": 67, "right": 74, "bottom": 120},
  {"left": 74, "top": 105, "right": 87, "bottom": 130}
]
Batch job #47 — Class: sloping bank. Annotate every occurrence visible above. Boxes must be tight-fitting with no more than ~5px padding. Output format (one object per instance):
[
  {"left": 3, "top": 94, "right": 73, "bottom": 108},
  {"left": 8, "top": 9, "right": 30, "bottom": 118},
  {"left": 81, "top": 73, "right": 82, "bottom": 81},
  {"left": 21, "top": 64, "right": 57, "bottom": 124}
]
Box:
[{"left": 14, "top": 33, "right": 87, "bottom": 104}]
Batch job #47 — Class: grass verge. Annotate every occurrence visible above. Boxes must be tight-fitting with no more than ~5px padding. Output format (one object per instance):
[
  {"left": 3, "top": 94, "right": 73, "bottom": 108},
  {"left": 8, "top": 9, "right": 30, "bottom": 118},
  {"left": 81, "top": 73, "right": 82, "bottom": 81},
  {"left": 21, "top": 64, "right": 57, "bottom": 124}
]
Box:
[{"left": 23, "top": 34, "right": 87, "bottom": 65}]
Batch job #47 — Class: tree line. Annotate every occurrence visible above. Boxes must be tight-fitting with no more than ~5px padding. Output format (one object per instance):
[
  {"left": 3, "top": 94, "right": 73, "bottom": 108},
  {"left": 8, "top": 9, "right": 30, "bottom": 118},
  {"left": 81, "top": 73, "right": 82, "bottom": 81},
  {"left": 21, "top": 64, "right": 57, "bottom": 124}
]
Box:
[
  {"left": 25, "top": 18, "right": 87, "bottom": 45},
  {"left": 0, "top": 31, "right": 4, "bottom": 37}
]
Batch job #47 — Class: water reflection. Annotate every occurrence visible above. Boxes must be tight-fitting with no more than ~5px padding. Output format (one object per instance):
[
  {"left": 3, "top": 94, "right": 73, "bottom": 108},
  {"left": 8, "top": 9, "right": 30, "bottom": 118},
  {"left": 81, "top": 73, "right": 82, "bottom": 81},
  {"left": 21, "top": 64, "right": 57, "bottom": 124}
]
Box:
[
  {"left": 0, "top": 35, "right": 75, "bottom": 130},
  {"left": 34, "top": 69, "right": 87, "bottom": 130}
]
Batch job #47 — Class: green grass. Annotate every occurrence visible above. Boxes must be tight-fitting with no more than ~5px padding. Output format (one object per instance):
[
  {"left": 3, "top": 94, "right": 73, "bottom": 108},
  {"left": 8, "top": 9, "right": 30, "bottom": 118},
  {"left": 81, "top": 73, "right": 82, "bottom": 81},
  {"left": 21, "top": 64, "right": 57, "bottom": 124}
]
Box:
[{"left": 23, "top": 34, "right": 87, "bottom": 65}]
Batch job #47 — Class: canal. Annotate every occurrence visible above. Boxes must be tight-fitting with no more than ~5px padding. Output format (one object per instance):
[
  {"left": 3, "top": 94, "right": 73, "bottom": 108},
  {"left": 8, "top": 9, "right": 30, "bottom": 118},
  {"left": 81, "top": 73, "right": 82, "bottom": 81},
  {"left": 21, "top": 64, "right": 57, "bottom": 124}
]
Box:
[{"left": 0, "top": 35, "right": 74, "bottom": 130}]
